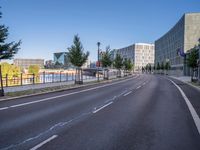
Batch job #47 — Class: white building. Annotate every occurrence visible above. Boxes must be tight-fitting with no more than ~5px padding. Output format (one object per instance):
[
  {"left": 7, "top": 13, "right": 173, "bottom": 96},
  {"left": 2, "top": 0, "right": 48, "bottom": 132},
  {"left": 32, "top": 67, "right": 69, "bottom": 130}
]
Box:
[
  {"left": 82, "top": 59, "right": 91, "bottom": 68},
  {"left": 116, "top": 43, "right": 155, "bottom": 71}
]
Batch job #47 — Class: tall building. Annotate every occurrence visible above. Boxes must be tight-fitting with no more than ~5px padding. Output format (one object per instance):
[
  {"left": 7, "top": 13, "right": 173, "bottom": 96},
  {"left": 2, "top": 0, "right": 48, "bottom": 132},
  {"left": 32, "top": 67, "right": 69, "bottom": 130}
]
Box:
[
  {"left": 13, "top": 59, "right": 44, "bottom": 69},
  {"left": 155, "top": 13, "right": 200, "bottom": 76},
  {"left": 53, "top": 52, "right": 71, "bottom": 68},
  {"left": 116, "top": 43, "right": 155, "bottom": 71}
]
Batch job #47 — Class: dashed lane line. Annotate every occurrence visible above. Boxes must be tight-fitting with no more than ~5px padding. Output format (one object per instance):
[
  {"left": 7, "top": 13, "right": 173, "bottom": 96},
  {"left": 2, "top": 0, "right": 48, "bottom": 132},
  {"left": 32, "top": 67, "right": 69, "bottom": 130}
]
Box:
[
  {"left": 136, "top": 85, "right": 142, "bottom": 89},
  {"left": 123, "top": 91, "right": 132, "bottom": 97},
  {"left": 0, "top": 76, "right": 139, "bottom": 111},
  {"left": 30, "top": 135, "right": 58, "bottom": 150},
  {"left": 93, "top": 102, "right": 113, "bottom": 114}
]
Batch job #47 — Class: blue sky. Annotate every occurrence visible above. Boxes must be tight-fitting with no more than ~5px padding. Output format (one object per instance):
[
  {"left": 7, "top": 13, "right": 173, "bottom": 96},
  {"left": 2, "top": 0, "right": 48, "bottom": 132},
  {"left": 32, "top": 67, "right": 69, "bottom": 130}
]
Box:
[{"left": 1, "top": 0, "right": 200, "bottom": 62}]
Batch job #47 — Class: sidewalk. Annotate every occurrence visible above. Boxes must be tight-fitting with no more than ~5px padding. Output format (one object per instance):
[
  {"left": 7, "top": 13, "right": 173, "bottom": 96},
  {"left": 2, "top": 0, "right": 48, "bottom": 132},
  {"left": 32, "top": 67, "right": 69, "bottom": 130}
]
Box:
[
  {"left": 170, "top": 76, "right": 191, "bottom": 82},
  {"left": 170, "top": 76, "right": 200, "bottom": 91},
  {"left": 0, "top": 74, "right": 134, "bottom": 100}
]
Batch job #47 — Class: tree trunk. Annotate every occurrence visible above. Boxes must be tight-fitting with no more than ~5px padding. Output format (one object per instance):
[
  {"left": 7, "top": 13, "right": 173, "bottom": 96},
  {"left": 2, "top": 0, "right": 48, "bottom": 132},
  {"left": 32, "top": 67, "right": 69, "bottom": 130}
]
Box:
[
  {"left": 75, "top": 67, "right": 83, "bottom": 84},
  {"left": 0, "top": 65, "right": 4, "bottom": 96},
  {"left": 191, "top": 68, "right": 194, "bottom": 82}
]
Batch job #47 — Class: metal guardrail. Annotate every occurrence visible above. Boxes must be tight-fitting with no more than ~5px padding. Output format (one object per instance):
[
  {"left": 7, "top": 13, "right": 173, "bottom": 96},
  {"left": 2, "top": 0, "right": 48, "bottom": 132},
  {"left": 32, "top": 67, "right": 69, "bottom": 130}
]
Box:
[
  {"left": 1, "top": 71, "right": 122, "bottom": 87},
  {"left": 1, "top": 72, "right": 96, "bottom": 87}
]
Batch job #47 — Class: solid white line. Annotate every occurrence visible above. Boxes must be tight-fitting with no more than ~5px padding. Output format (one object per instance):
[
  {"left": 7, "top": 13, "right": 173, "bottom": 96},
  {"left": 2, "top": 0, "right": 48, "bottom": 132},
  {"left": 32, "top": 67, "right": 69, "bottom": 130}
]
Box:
[
  {"left": 0, "top": 107, "right": 8, "bottom": 110},
  {"left": 136, "top": 85, "right": 141, "bottom": 89},
  {"left": 93, "top": 102, "right": 113, "bottom": 113},
  {"left": 123, "top": 91, "right": 132, "bottom": 96},
  {"left": 169, "top": 79, "right": 200, "bottom": 135},
  {"left": 0, "top": 77, "right": 138, "bottom": 111},
  {"left": 30, "top": 135, "right": 58, "bottom": 150}
]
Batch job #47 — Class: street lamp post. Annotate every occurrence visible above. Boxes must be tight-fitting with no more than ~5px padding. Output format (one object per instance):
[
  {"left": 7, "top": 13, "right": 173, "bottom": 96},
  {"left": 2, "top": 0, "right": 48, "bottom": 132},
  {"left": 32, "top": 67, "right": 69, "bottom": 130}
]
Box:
[{"left": 97, "top": 42, "right": 100, "bottom": 82}]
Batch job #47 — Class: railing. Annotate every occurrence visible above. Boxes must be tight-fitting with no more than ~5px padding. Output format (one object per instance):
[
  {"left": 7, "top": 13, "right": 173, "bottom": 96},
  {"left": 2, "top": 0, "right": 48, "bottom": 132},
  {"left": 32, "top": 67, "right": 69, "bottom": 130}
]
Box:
[
  {"left": 1, "top": 70, "right": 127, "bottom": 87},
  {"left": 1, "top": 72, "right": 96, "bottom": 87}
]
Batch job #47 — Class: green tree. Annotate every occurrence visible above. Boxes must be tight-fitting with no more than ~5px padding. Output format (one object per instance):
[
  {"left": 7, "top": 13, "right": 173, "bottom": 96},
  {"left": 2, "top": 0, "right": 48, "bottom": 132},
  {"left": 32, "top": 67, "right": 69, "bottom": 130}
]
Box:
[
  {"left": 145, "top": 64, "right": 148, "bottom": 73},
  {"left": 101, "top": 46, "right": 112, "bottom": 79},
  {"left": 123, "top": 59, "right": 133, "bottom": 75},
  {"left": 149, "top": 64, "right": 152, "bottom": 73},
  {"left": 28, "top": 65, "right": 40, "bottom": 76},
  {"left": 123, "top": 58, "right": 129, "bottom": 76},
  {"left": 156, "top": 62, "right": 160, "bottom": 74},
  {"left": 146, "top": 64, "right": 152, "bottom": 74},
  {"left": 68, "top": 35, "right": 89, "bottom": 84},
  {"left": 28, "top": 65, "right": 40, "bottom": 83},
  {"left": 101, "top": 46, "right": 112, "bottom": 68},
  {"left": 12, "top": 65, "right": 21, "bottom": 77},
  {"left": 127, "top": 59, "right": 133, "bottom": 71},
  {"left": 161, "top": 62, "right": 164, "bottom": 72},
  {"left": 153, "top": 65, "right": 156, "bottom": 71},
  {"left": 0, "top": 62, "right": 21, "bottom": 86},
  {"left": 187, "top": 48, "right": 198, "bottom": 81},
  {"left": 164, "top": 62, "right": 171, "bottom": 75},
  {"left": 114, "top": 54, "right": 123, "bottom": 77},
  {"left": 0, "top": 9, "right": 21, "bottom": 95},
  {"left": 1, "top": 62, "right": 14, "bottom": 78}
]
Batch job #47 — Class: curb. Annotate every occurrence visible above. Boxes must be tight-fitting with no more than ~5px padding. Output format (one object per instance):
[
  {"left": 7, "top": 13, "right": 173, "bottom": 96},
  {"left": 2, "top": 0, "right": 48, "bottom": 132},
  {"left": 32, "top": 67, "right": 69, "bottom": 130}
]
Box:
[
  {"left": 0, "top": 75, "right": 136, "bottom": 102},
  {"left": 170, "top": 76, "right": 200, "bottom": 92}
]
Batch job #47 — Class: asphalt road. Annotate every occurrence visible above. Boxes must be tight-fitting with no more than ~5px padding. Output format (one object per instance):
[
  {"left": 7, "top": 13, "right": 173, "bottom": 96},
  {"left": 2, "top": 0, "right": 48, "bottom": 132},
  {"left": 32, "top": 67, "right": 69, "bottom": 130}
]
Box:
[{"left": 0, "top": 74, "right": 200, "bottom": 150}]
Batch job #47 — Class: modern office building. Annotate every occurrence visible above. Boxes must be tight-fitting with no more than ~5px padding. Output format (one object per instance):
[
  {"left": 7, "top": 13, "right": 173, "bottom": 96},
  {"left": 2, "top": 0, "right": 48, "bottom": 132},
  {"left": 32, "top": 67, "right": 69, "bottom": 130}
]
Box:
[
  {"left": 155, "top": 13, "right": 200, "bottom": 76},
  {"left": 53, "top": 52, "right": 71, "bottom": 68},
  {"left": 13, "top": 59, "right": 44, "bottom": 69},
  {"left": 45, "top": 60, "right": 54, "bottom": 69},
  {"left": 116, "top": 43, "right": 155, "bottom": 71}
]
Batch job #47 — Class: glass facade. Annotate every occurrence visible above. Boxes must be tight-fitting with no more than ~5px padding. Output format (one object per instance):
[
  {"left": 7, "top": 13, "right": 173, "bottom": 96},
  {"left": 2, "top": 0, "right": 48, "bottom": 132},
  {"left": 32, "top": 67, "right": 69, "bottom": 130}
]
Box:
[{"left": 53, "top": 52, "right": 71, "bottom": 68}]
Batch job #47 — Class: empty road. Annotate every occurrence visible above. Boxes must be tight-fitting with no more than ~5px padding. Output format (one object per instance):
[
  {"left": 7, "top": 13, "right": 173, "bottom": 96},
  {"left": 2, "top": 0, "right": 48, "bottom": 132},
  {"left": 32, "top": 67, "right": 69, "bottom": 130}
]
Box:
[{"left": 0, "top": 74, "right": 200, "bottom": 150}]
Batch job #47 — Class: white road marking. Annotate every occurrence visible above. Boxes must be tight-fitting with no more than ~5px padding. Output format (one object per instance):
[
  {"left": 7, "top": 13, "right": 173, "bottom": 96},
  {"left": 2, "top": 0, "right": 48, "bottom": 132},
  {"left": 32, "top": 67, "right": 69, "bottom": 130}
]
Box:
[
  {"left": 2, "top": 112, "right": 91, "bottom": 150},
  {"left": 169, "top": 79, "right": 200, "bottom": 135},
  {"left": 123, "top": 91, "right": 132, "bottom": 96},
  {"left": 142, "top": 82, "right": 146, "bottom": 85},
  {"left": 0, "top": 107, "right": 8, "bottom": 110},
  {"left": 30, "top": 135, "right": 58, "bottom": 150},
  {"left": 0, "top": 76, "right": 138, "bottom": 111},
  {"left": 93, "top": 102, "right": 113, "bottom": 113},
  {"left": 136, "top": 85, "right": 141, "bottom": 89}
]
